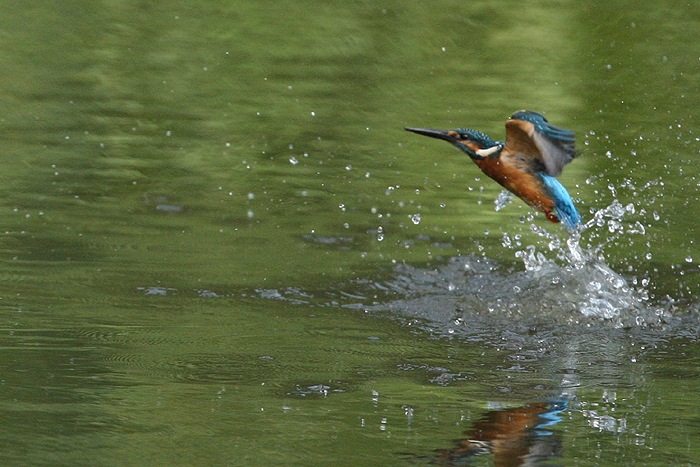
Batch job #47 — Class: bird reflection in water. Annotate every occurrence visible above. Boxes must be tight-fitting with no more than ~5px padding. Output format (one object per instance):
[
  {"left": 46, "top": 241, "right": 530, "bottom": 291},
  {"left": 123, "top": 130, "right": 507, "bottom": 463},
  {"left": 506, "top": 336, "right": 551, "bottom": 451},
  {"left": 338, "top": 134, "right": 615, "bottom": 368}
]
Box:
[{"left": 432, "top": 398, "right": 568, "bottom": 466}]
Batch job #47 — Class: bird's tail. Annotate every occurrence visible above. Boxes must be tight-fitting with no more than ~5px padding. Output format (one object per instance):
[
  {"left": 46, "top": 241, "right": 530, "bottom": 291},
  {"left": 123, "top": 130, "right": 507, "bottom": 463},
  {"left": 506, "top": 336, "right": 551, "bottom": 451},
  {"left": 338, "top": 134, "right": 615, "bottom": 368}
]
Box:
[{"left": 540, "top": 174, "right": 582, "bottom": 231}]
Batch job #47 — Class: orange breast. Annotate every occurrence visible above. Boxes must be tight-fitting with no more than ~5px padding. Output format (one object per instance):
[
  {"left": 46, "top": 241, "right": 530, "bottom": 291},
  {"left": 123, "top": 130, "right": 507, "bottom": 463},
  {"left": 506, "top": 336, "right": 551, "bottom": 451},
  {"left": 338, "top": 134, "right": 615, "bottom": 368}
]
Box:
[{"left": 473, "top": 158, "right": 555, "bottom": 214}]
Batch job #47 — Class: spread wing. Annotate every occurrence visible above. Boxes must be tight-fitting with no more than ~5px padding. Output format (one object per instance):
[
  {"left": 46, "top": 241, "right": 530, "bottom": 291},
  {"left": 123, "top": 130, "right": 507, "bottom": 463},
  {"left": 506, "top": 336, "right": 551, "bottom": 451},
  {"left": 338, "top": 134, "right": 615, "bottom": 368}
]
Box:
[{"left": 504, "top": 111, "right": 577, "bottom": 177}]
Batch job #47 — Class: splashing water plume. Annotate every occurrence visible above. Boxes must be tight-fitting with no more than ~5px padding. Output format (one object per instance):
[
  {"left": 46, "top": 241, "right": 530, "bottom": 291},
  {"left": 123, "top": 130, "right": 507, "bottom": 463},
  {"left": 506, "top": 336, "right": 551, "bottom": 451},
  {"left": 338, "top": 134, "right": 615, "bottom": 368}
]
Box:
[
  {"left": 358, "top": 193, "right": 682, "bottom": 338},
  {"left": 496, "top": 198, "right": 673, "bottom": 327}
]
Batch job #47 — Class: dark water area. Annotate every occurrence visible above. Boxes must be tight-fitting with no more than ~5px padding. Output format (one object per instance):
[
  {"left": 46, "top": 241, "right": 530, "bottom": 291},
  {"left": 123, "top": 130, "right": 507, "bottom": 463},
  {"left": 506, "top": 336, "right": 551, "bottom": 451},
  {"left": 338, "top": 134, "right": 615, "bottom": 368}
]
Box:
[{"left": 0, "top": 1, "right": 699, "bottom": 465}]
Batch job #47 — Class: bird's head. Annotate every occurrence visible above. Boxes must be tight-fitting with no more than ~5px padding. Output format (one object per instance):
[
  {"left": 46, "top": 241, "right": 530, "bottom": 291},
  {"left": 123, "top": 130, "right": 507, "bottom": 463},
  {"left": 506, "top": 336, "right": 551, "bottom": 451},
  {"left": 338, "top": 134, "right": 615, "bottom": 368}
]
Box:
[{"left": 405, "top": 127, "right": 502, "bottom": 159}]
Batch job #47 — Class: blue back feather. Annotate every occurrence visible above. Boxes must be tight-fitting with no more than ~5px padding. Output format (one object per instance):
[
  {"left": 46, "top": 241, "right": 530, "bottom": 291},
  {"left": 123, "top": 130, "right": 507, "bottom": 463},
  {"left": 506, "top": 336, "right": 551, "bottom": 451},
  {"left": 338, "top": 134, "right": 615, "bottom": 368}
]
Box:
[{"left": 539, "top": 174, "right": 582, "bottom": 230}]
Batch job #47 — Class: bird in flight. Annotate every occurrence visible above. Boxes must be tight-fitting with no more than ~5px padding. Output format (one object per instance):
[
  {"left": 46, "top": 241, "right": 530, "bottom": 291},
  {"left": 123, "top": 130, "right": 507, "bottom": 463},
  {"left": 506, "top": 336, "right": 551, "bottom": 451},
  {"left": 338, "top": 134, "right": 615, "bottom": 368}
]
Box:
[{"left": 405, "top": 110, "right": 582, "bottom": 230}]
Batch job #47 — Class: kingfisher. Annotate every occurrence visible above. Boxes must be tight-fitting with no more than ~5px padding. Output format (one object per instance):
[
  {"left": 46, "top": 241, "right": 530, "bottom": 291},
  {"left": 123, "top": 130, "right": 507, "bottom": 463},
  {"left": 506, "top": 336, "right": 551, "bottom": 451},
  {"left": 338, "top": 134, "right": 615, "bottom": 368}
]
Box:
[{"left": 405, "top": 110, "right": 582, "bottom": 230}]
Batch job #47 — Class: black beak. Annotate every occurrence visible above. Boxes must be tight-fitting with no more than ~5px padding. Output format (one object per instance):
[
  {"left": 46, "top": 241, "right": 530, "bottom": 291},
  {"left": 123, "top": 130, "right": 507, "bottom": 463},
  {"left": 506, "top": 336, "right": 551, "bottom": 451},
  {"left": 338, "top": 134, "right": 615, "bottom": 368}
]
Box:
[{"left": 404, "top": 127, "right": 456, "bottom": 143}]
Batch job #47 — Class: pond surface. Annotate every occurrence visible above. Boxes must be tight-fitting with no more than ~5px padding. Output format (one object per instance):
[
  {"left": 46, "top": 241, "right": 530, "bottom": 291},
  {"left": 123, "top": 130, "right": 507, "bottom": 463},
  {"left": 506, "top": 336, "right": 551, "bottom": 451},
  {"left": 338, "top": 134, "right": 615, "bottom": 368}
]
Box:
[{"left": 0, "top": 1, "right": 699, "bottom": 465}]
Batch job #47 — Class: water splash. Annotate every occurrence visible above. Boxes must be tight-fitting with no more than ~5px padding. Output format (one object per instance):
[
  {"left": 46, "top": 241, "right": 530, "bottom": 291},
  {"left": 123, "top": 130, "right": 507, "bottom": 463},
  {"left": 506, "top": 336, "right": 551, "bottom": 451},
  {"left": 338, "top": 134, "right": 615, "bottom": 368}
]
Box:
[
  {"left": 494, "top": 199, "right": 673, "bottom": 326},
  {"left": 357, "top": 195, "right": 686, "bottom": 332}
]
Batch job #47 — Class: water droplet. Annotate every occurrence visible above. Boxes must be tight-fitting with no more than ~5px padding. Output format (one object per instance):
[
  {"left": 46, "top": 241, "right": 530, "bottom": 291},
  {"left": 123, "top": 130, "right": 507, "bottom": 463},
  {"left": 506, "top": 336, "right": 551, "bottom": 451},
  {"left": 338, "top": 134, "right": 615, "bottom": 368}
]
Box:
[{"left": 495, "top": 190, "right": 514, "bottom": 211}]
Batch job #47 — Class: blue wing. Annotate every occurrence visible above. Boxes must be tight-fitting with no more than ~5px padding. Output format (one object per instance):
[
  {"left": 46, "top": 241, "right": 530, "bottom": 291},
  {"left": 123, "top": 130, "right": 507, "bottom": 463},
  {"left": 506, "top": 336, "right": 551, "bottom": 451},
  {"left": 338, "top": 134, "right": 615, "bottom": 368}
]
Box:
[{"left": 506, "top": 110, "right": 577, "bottom": 176}]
